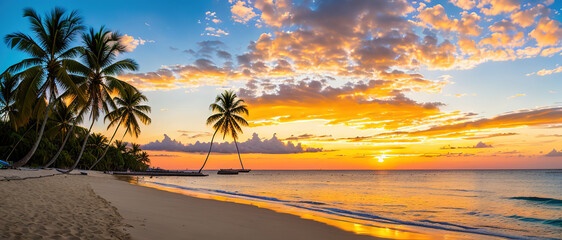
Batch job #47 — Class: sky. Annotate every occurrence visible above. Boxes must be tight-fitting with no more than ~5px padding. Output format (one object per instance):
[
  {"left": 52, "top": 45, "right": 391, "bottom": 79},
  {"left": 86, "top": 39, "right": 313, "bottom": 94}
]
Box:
[{"left": 1, "top": 0, "right": 561, "bottom": 169}]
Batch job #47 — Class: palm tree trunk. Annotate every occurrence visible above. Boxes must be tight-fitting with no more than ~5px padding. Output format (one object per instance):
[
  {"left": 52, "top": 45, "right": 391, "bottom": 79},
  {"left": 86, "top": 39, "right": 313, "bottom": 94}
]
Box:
[
  {"left": 89, "top": 124, "right": 120, "bottom": 170},
  {"left": 120, "top": 129, "right": 128, "bottom": 142},
  {"left": 63, "top": 120, "right": 95, "bottom": 173},
  {"left": 12, "top": 99, "right": 53, "bottom": 168},
  {"left": 3, "top": 122, "right": 36, "bottom": 162},
  {"left": 234, "top": 138, "right": 244, "bottom": 170},
  {"left": 199, "top": 129, "right": 218, "bottom": 173},
  {"left": 43, "top": 121, "right": 77, "bottom": 168}
]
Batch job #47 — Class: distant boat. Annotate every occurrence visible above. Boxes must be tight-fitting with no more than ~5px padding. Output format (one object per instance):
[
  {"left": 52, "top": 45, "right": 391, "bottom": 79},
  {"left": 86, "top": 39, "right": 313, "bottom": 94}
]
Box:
[
  {"left": 217, "top": 169, "right": 239, "bottom": 175},
  {"left": 237, "top": 169, "right": 251, "bottom": 173},
  {"left": 110, "top": 171, "right": 208, "bottom": 177}
]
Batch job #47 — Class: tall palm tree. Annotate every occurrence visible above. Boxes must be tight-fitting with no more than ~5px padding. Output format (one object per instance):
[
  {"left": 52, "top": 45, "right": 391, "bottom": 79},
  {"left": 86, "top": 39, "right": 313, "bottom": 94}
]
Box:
[
  {"left": 63, "top": 27, "right": 138, "bottom": 173},
  {"left": 199, "top": 90, "right": 249, "bottom": 173},
  {"left": 43, "top": 99, "right": 83, "bottom": 168},
  {"left": 89, "top": 87, "right": 151, "bottom": 170},
  {"left": 4, "top": 7, "right": 85, "bottom": 168}
]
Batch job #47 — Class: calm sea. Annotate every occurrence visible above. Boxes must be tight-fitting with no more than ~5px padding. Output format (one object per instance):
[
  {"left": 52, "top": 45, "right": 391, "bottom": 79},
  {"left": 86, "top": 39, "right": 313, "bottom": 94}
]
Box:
[{"left": 126, "top": 170, "right": 561, "bottom": 239}]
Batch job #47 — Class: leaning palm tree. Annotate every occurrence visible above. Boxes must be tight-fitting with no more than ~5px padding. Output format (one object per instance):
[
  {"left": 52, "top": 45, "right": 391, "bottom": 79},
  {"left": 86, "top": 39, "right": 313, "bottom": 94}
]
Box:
[
  {"left": 4, "top": 7, "right": 85, "bottom": 168},
  {"left": 199, "top": 90, "right": 249, "bottom": 173},
  {"left": 89, "top": 87, "right": 151, "bottom": 170},
  {"left": 43, "top": 99, "right": 83, "bottom": 168},
  {"left": 62, "top": 27, "right": 138, "bottom": 173}
]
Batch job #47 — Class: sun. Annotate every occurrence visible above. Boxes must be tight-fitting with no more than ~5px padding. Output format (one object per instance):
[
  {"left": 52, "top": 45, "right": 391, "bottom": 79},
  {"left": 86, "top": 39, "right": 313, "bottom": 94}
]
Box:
[{"left": 377, "top": 155, "right": 385, "bottom": 163}]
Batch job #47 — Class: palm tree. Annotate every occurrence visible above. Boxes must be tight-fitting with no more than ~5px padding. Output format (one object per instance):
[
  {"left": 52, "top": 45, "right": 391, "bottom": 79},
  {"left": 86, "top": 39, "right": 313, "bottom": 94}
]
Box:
[
  {"left": 0, "top": 73, "right": 20, "bottom": 129},
  {"left": 114, "top": 140, "right": 127, "bottom": 153},
  {"left": 43, "top": 99, "right": 83, "bottom": 168},
  {"left": 63, "top": 27, "right": 138, "bottom": 173},
  {"left": 89, "top": 87, "right": 151, "bottom": 170},
  {"left": 139, "top": 151, "right": 150, "bottom": 165},
  {"left": 199, "top": 90, "right": 249, "bottom": 173},
  {"left": 129, "top": 143, "right": 142, "bottom": 155},
  {"left": 4, "top": 7, "right": 85, "bottom": 168}
]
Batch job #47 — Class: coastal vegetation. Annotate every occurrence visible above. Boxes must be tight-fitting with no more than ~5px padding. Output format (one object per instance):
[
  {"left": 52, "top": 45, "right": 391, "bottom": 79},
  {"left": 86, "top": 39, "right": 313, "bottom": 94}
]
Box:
[{"left": 0, "top": 7, "right": 151, "bottom": 172}]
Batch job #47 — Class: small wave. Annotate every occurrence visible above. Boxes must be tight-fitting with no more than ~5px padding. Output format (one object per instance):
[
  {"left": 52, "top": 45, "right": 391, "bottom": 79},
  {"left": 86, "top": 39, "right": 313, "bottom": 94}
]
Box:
[
  {"left": 508, "top": 215, "right": 562, "bottom": 227},
  {"left": 543, "top": 219, "right": 562, "bottom": 227},
  {"left": 509, "top": 196, "right": 562, "bottom": 206},
  {"left": 297, "top": 201, "right": 326, "bottom": 205},
  {"left": 419, "top": 220, "right": 478, "bottom": 230},
  {"left": 209, "top": 189, "right": 290, "bottom": 203}
]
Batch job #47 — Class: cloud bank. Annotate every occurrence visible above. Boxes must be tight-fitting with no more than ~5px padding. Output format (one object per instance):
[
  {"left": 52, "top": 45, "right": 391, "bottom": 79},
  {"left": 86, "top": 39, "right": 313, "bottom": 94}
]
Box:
[{"left": 142, "top": 133, "right": 322, "bottom": 154}]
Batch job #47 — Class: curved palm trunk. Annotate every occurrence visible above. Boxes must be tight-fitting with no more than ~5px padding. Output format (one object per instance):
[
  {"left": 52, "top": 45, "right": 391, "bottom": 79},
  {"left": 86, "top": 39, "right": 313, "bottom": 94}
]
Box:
[
  {"left": 43, "top": 121, "right": 77, "bottom": 168},
  {"left": 63, "top": 120, "right": 95, "bottom": 173},
  {"left": 234, "top": 138, "right": 244, "bottom": 170},
  {"left": 198, "top": 129, "right": 218, "bottom": 173},
  {"left": 3, "top": 123, "right": 36, "bottom": 162},
  {"left": 89, "top": 124, "right": 120, "bottom": 170},
  {"left": 13, "top": 101, "right": 52, "bottom": 168}
]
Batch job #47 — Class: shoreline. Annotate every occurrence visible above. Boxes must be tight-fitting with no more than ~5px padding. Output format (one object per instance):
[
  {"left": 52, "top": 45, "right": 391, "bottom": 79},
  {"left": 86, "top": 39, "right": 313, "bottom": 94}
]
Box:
[
  {"left": 0, "top": 169, "right": 383, "bottom": 240},
  {"left": 92, "top": 173, "right": 384, "bottom": 240},
  {"left": 127, "top": 176, "right": 510, "bottom": 240}
]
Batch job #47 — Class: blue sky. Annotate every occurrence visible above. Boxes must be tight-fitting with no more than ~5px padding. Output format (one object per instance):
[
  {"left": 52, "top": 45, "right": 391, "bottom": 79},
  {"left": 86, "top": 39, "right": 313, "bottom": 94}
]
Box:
[{"left": 1, "top": 0, "right": 562, "bottom": 169}]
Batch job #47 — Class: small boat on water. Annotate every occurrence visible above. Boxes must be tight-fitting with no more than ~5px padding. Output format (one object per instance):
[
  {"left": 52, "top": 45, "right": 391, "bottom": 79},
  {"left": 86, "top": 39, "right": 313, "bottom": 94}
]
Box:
[
  {"left": 236, "top": 169, "right": 251, "bottom": 173},
  {"left": 217, "top": 169, "right": 239, "bottom": 175}
]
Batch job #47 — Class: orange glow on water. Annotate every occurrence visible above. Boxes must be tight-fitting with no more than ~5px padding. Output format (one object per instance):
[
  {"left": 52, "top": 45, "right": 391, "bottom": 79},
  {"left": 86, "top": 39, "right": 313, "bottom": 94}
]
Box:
[{"left": 122, "top": 177, "right": 483, "bottom": 240}]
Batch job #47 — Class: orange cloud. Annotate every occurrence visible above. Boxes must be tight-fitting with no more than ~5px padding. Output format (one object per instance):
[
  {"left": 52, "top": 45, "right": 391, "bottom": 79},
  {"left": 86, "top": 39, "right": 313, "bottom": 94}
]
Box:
[
  {"left": 510, "top": 5, "right": 545, "bottom": 28},
  {"left": 450, "top": 0, "right": 476, "bottom": 10},
  {"left": 239, "top": 79, "right": 460, "bottom": 130},
  {"left": 529, "top": 17, "right": 562, "bottom": 46},
  {"left": 478, "top": 0, "right": 520, "bottom": 16},
  {"left": 120, "top": 34, "right": 154, "bottom": 52},
  {"left": 417, "top": 5, "right": 482, "bottom": 36},
  {"left": 231, "top": 1, "right": 258, "bottom": 23},
  {"left": 380, "top": 107, "right": 562, "bottom": 139}
]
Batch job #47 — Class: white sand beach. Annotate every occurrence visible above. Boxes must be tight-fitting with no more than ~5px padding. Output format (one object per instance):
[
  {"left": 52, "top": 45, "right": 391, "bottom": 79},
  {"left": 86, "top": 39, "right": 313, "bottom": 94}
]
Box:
[{"left": 0, "top": 170, "right": 381, "bottom": 240}]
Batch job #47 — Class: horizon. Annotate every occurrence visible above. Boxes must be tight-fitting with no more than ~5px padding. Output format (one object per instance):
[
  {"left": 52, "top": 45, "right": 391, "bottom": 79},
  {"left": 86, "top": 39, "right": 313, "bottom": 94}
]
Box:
[{"left": 1, "top": 0, "right": 562, "bottom": 170}]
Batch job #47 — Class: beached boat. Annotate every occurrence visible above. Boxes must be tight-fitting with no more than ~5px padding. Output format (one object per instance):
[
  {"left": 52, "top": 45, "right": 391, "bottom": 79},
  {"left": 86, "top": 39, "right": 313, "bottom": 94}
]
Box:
[{"left": 217, "top": 169, "right": 239, "bottom": 175}]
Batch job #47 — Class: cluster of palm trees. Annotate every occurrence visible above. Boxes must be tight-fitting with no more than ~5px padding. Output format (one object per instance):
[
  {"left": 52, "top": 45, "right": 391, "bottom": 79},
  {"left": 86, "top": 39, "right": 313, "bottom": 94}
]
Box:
[{"left": 0, "top": 7, "right": 151, "bottom": 172}]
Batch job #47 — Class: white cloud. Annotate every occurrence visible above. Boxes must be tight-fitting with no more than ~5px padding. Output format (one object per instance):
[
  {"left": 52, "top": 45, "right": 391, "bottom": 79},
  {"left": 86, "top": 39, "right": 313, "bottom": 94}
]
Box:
[
  {"left": 230, "top": 1, "right": 258, "bottom": 23},
  {"left": 121, "top": 34, "right": 155, "bottom": 52},
  {"left": 527, "top": 65, "right": 562, "bottom": 76}
]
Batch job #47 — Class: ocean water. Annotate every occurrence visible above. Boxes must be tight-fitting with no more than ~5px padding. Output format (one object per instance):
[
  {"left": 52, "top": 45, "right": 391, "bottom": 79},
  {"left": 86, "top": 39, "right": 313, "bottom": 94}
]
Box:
[{"left": 126, "top": 170, "right": 562, "bottom": 239}]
